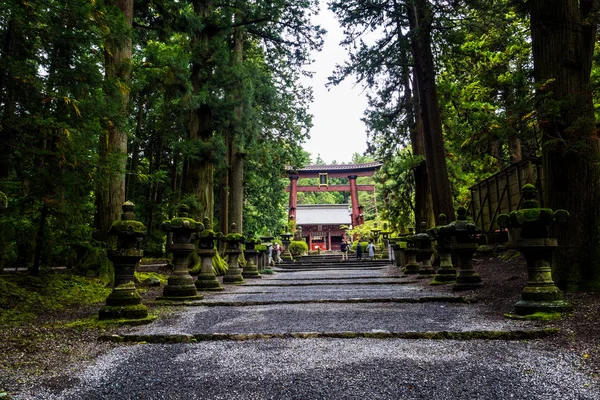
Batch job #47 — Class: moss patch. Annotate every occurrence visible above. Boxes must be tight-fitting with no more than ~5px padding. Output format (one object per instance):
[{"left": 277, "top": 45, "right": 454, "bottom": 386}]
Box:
[{"left": 504, "top": 312, "right": 563, "bottom": 321}]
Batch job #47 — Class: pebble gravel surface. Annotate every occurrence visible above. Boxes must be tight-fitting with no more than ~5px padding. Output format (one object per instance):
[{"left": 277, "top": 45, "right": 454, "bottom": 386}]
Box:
[{"left": 9, "top": 261, "right": 600, "bottom": 399}]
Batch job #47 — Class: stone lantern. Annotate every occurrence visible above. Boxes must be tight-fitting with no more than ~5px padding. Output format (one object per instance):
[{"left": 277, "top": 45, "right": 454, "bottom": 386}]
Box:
[
  {"left": 195, "top": 217, "right": 224, "bottom": 291},
  {"left": 429, "top": 213, "right": 456, "bottom": 285},
  {"left": 259, "top": 233, "right": 274, "bottom": 274},
  {"left": 446, "top": 207, "right": 482, "bottom": 291},
  {"left": 222, "top": 223, "right": 246, "bottom": 284},
  {"left": 403, "top": 227, "right": 420, "bottom": 274},
  {"left": 370, "top": 225, "right": 381, "bottom": 244},
  {"left": 159, "top": 205, "right": 204, "bottom": 300},
  {"left": 280, "top": 232, "right": 293, "bottom": 261},
  {"left": 242, "top": 237, "right": 262, "bottom": 279},
  {"left": 497, "top": 184, "right": 571, "bottom": 315},
  {"left": 415, "top": 222, "right": 435, "bottom": 276},
  {"left": 99, "top": 202, "right": 149, "bottom": 320}
]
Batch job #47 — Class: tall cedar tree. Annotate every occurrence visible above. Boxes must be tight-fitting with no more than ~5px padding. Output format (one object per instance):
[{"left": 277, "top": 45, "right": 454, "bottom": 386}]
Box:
[
  {"left": 528, "top": 0, "right": 600, "bottom": 290},
  {"left": 95, "top": 0, "right": 134, "bottom": 240}
]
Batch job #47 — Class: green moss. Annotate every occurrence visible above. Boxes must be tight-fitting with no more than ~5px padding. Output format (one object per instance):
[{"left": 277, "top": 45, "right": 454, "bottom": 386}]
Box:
[
  {"left": 504, "top": 312, "right": 563, "bottom": 321},
  {"left": 0, "top": 274, "right": 111, "bottom": 326},
  {"left": 223, "top": 232, "right": 246, "bottom": 242},
  {"left": 212, "top": 253, "right": 229, "bottom": 276},
  {"left": 167, "top": 217, "right": 202, "bottom": 230},
  {"left": 135, "top": 271, "right": 168, "bottom": 285},
  {"left": 109, "top": 220, "right": 147, "bottom": 234}
]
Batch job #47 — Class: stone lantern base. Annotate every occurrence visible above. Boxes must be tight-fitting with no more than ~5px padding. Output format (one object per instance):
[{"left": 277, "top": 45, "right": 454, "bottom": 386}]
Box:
[
  {"left": 417, "top": 249, "right": 435, "bottom": 277},
  {"left": 99, "top": 283, "right": 148, "bottom": 320},
  {"left": 513, "top": 239, "right": 572, "bottom": 315},
  {"left": 404, "top": 249, "right": 420, "bottom": 274},
  {"left": 159, "top": 274, "right": 204, "bottom": 301},
  {"left": 453, "top": 243, "right": 482, "bottom": 291},
  {"left": 430, "top": 246, "right": 456, "bottom": 285},
  {"left": 195, "top": 249, "right": 224, "bottom": 291}
]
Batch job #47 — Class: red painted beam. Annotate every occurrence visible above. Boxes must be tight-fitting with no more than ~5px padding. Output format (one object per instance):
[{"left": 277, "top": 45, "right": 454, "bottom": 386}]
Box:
[{"left": 285, "top": 185, "right": 375, "bottom": 192}]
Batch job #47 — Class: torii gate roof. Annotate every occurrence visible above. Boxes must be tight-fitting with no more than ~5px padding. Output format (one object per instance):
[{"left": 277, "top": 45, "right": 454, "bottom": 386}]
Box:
[{"left": 287, "top": 162, "right": 382, "bottom": 179}]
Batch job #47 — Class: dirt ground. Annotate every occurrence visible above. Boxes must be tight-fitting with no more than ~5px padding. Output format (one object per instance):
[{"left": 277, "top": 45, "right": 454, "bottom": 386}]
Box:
[{"left": 0, "top": 251, "right": 598, "bottom": 396}]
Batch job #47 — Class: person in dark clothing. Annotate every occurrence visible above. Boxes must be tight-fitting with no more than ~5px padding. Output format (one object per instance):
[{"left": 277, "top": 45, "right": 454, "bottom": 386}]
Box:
[{"left": 356, "top": 241, "right": 363, "bottom": 260}]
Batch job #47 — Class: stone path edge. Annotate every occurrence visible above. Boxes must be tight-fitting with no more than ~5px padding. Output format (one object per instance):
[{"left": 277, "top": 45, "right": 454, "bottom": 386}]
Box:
[
  {"left": 240, "top": 281, "right": 418, "bottom": 287},
  {"left": 150, "top": 296, "right": 477, "bottom": 307},
  {"left": 99, "top": 328, "right": 560, "bottom": 344}
]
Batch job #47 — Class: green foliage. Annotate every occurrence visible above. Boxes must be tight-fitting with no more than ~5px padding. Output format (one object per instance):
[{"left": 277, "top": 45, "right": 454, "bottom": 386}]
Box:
[
  {"left": 212, "top": 253, "right": 229, "bottom": 276},
  {"left": 288, "top": 240, "right": 308, "bottom": 256}
]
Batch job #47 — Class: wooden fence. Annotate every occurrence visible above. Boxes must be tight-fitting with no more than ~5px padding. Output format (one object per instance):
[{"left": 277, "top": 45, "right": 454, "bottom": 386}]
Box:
[{"left": 469, "top": 157, "right": 544, "bottom": 242}]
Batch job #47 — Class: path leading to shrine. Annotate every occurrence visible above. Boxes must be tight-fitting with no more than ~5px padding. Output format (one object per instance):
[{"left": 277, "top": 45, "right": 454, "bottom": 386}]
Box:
[{"left": 21, "top": 258, "right": 600, "bottom": 399}]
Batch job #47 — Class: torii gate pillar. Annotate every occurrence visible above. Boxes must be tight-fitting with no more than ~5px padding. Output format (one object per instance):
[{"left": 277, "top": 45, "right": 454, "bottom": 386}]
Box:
[
  {"left": 348, "top": 175, "right": 360, "bottom": 227},
  {"left": 288, "top": 175, "right": 299, "bottom": 220}
]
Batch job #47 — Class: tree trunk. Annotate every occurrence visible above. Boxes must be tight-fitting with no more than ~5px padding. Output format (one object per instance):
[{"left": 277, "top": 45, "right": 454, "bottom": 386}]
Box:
[
  {"left": 184, "top": 0, "right": 215, "bottom": 225},
  {"left": 529, "top": 0, "right": 600, "bottom": 290},
  {"left": 407, "top": 0, "right": 455, "bottom": 225},
  {"left": 406, "top": 67, "right": 434, "bottom": 228},
  {"left": 95, "top": 0, "right": 133, "bottom": 240},
  {"left": 228, "top": 15, "right": 245, "bottom": 233}
]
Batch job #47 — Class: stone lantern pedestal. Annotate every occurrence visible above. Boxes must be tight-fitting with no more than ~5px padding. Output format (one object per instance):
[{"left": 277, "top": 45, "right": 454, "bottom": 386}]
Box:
[
  {"left": 416, "top": 222, "right": 436, "bottom": 277},
  {"left": 429, "top": 214, "right": 456, "bottom": 285},
  {"left": 280, "top": 232, "right": 293, "bottom": 261},
  {"left": 260, "top": 234, "right": 274, "bottom": 274},
  {"left": 195, "top": 218, "right": 224, "bottom": 291},
  {"left": 223, "top": 223, "right": 245, "bottom": 284},
  {"left": 158, "top": 205, "right": 204, "bottom": 300},
  {"left": 403, "top": 230, "right": 420, "bottom": 275},
  {"left": 99, "top": 202, "right": 149, "bottom": 321},
  {"left": 498, "top": 184, "right": 571, "bottom": 315},
  {"left": 242, "top": 238, "right": 262, "bottom": 279},
  {"left": 443, "top": 207, "right": 482, "bottom": 291}
]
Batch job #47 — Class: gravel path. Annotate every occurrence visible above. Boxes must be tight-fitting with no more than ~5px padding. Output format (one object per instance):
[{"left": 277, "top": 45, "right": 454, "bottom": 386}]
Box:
[
  {"left": 8, "top": 261, "right": 600, "bottom": 399},
  {"left": 21, "top": 340, "right": 599, "bottom": 400}
]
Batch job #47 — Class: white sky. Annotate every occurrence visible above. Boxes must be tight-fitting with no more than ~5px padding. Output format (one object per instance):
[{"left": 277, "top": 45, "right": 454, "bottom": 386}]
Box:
[{"left": 301, "top": 1, "right": 370, "bottom": 165}]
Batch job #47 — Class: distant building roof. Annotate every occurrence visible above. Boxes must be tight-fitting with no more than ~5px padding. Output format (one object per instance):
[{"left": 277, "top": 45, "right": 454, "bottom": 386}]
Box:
[
  {"left": 296, "top": 204, "right": 351, "bottom": 225},
  {"left": 287, "top": 162, "right": 382, "bottom": 174}
]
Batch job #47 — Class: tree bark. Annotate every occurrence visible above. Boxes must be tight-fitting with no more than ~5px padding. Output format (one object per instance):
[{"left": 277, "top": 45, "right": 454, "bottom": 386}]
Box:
[
  {"left": 95, "top": 0, "right": 133, "bottom": 240},
  {"left": 407, "top": 0, "right": 455, "bottom": 225},
  {"left": 529, "top": 0, "right": 600, "bottom": 290},
  {"left": 228, "top": 13, "right": 245, "bottom": 233},
  {"left": 184, "top": 0, "right": 215, "bottom": 225}
]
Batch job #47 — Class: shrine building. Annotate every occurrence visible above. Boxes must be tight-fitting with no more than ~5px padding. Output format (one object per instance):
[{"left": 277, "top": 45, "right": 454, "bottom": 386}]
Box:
[{"left": 286, "top": 162, "right": 382, "bottom": 250}]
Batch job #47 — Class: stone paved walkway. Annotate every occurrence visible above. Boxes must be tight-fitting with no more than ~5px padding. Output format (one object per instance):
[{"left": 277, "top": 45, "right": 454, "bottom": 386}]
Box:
[{"left": 19, "top": 261, "right": 600, "bottom": 399}]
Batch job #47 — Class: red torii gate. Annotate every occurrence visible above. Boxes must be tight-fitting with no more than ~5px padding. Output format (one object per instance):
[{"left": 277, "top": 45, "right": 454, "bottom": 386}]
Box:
[{"left": 286, "top": 162, "right": 382, "bottom": 227}]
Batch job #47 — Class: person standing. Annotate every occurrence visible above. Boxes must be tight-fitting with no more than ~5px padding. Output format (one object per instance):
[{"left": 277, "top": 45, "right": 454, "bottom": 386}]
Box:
[
  {"left": 356, "top": 241, "right": 363, "bottom": 261},
  {"left": 340, "top": 239, "right": 349, "bottom": 261},
  {"left": 366, "top": 241, "right": 375, "bottom": 260}
]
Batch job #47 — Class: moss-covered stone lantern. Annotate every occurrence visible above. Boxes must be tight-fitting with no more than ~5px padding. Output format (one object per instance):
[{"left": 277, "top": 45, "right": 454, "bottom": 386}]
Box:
[
  {"left": 99, "top": 201, "right": 149, "bottom": 320},
  {"left": 195, "top": 218, "right": 224, "bottom": 291},
  {"left": 223, "top": 223, "right": 246, "bottom": 284},
  {"left": 446, "top": 207, "right": 482, "bottom": 291},
  {"left": 280, "top": 232, "right": 293, "bottom": 261},
  {"left": 158, "top": 205, "right": 204, "bottom": 300},
  {"left": 429, "top": 213, "right": 456, "bottom": 285},
  {"left": 415, "top": 222, "right": 435, "bottom": 277},
  {"left": 259, "top": 233, "right": 275, "bottom": 274},
  {"left": 403, "top": 227, "right": 420, "bottom": 274},
  {"left": 497, "top": 184, "right": 571, "bottom": 316},
  {"left": 242, "top": 237, "right": 262, "bottom": 279},
  {"left": 370, "top": 225, "right": 381, "bottom": 244}
]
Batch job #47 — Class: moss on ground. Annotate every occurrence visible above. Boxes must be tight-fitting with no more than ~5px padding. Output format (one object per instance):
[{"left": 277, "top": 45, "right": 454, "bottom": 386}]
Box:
[{"left": 0, "top": 273, "right": 111, "bottom": 326}]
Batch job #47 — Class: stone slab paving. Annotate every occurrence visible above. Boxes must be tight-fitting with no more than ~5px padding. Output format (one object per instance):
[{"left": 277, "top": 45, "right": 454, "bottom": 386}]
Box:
[{"left": 27, "top": 339, "right": 599, "bottom": 399}]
